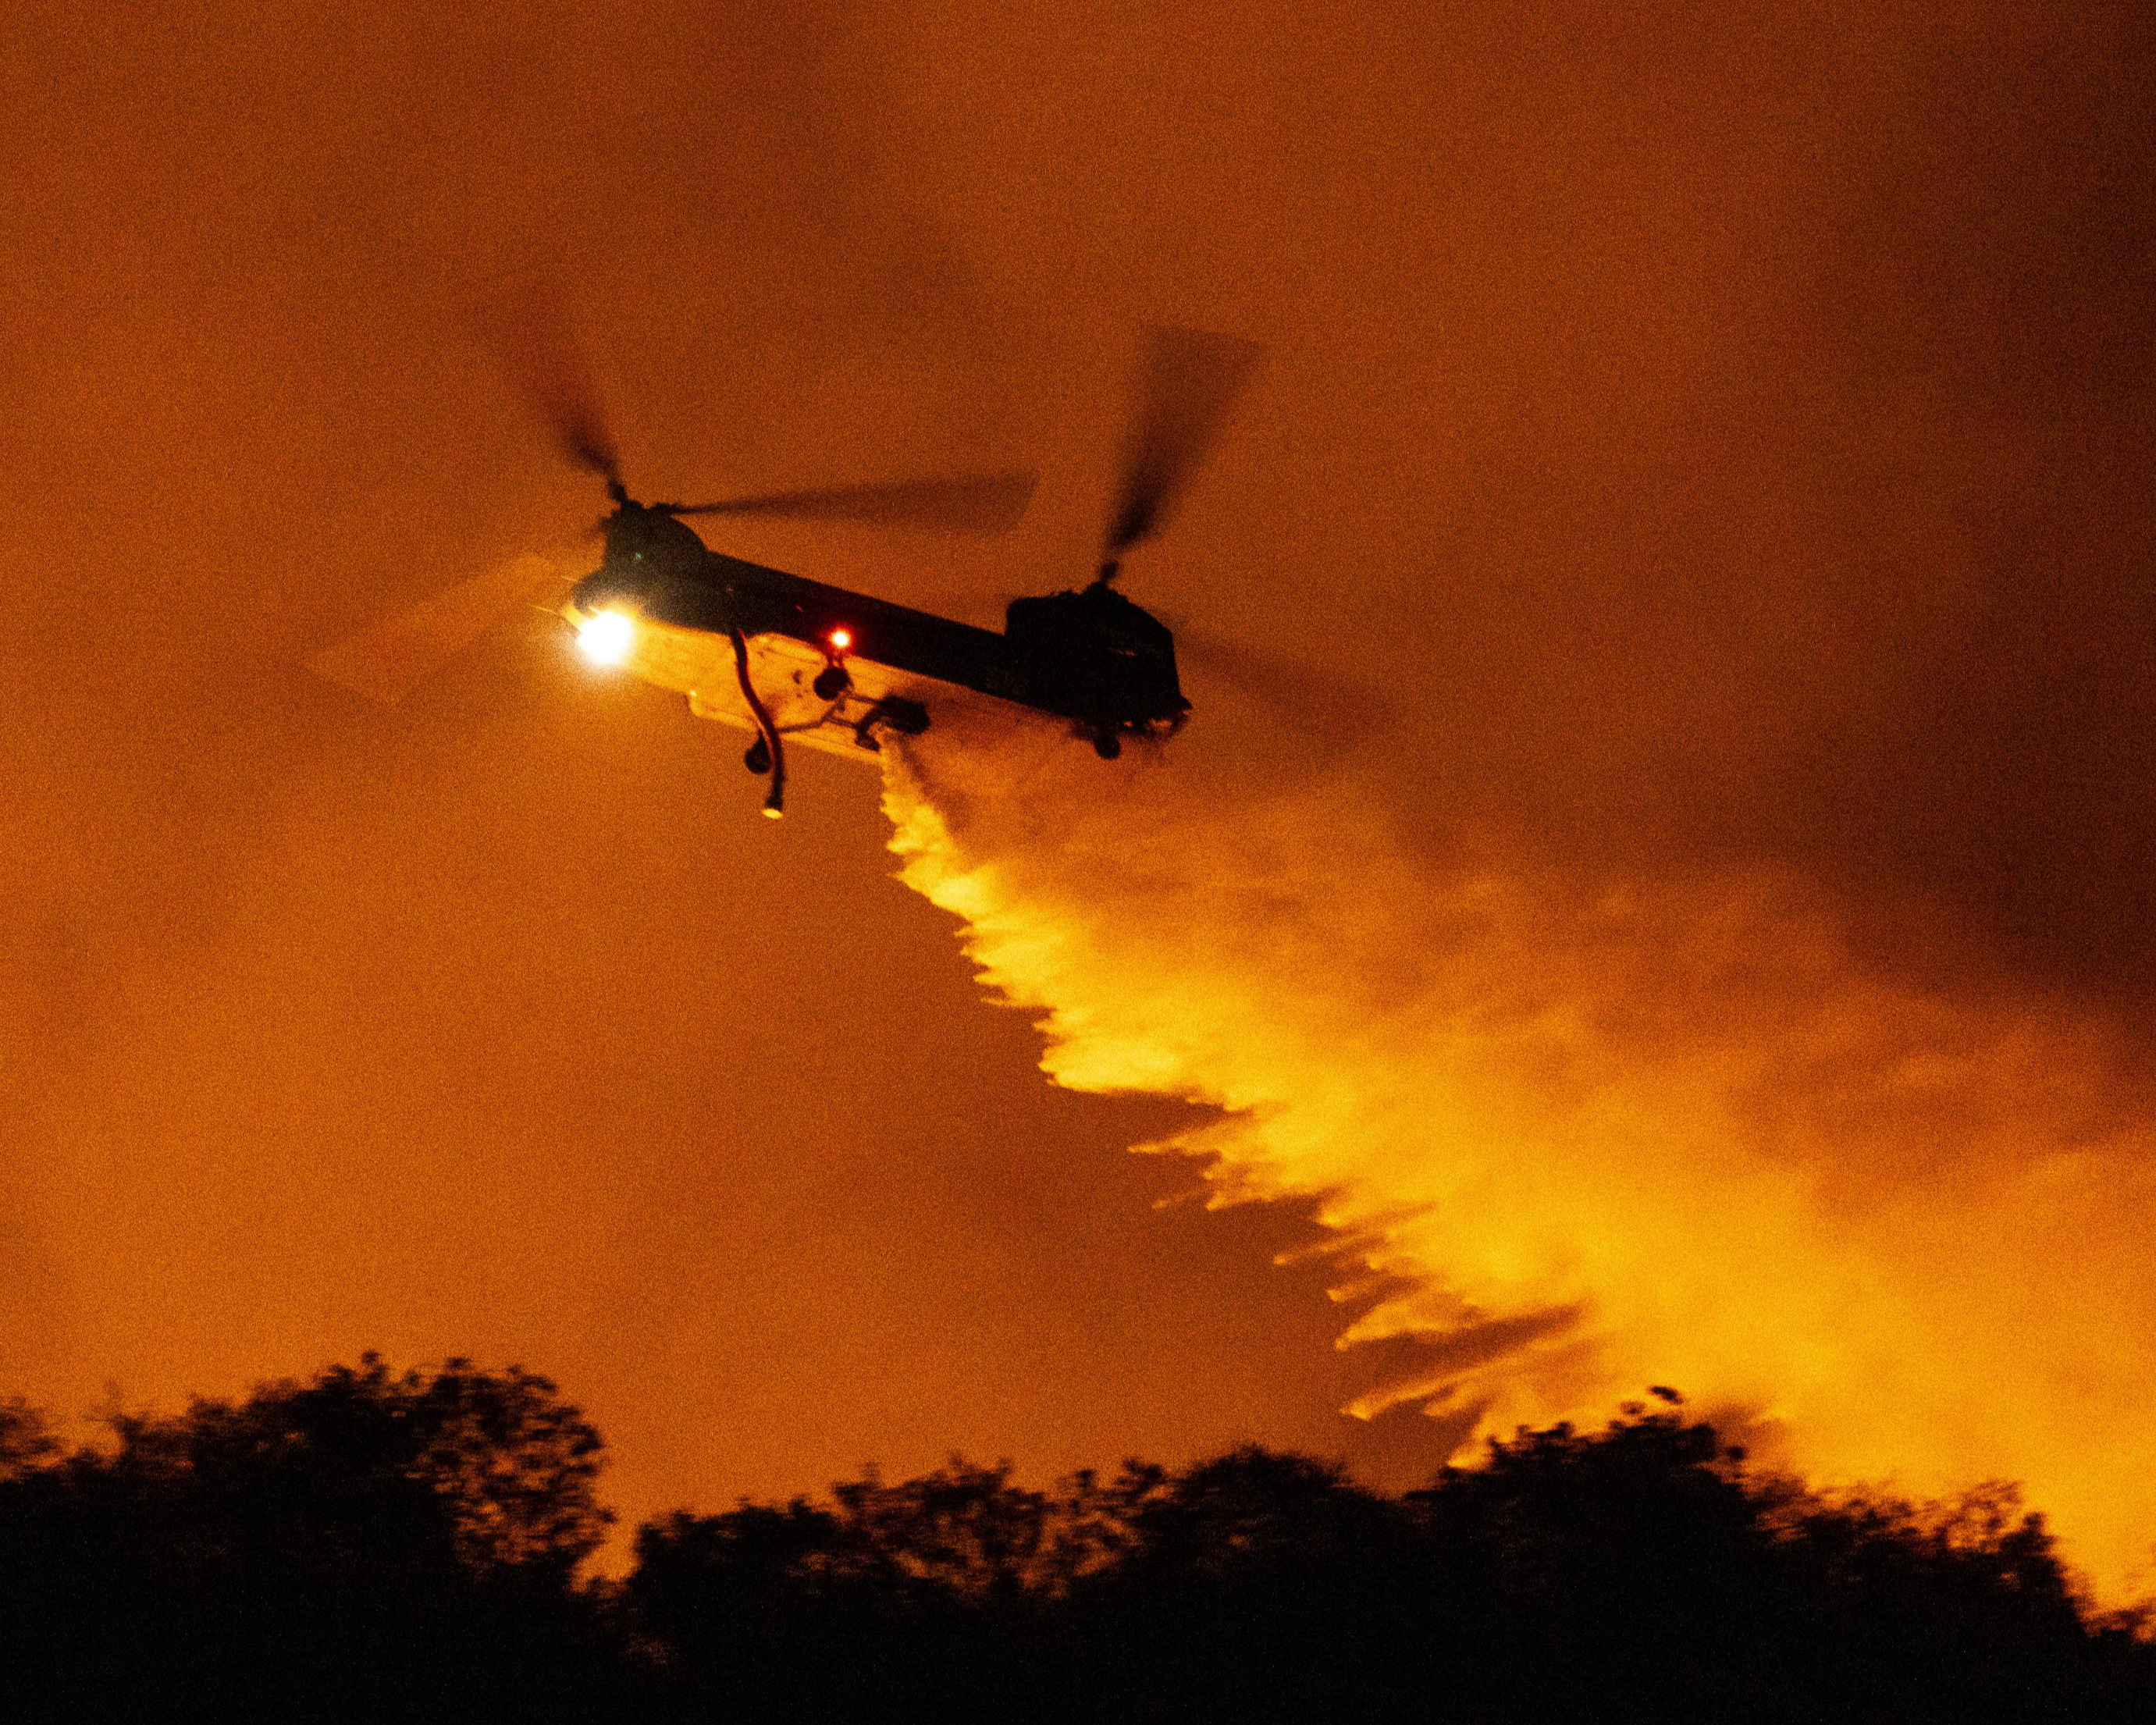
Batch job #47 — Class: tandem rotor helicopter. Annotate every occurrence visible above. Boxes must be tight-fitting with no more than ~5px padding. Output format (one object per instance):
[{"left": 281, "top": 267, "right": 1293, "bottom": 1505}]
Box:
[{"left": 315, "top": 320, "right": 1260, "bottom": 818}]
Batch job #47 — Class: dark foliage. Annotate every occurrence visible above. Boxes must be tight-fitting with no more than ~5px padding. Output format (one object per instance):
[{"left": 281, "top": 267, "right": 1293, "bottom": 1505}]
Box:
[
  {"left": 626, "top": 1401, "right": 2156, "bottom": 1725},
  {"left": 0, "top": 1355, "right": 623, "bottom": 1723},
  {"left": 2, "top": 1364, "right": 2152, "bottom": 1723}
]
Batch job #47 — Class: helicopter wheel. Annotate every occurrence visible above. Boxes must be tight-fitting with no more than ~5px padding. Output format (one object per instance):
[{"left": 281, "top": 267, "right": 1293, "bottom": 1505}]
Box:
[
  {"left": 744, "top": 738, "right": 772, "bottom": 775},
  {"left": 1091, "top": 730, "right": 1122, "bottom": 761},
  {"left": 813, "top": 663, "right": 852, "bottom": 701}
]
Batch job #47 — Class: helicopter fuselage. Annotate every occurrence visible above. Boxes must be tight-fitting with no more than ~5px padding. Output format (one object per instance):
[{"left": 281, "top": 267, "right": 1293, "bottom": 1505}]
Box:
[{"left": 563, "top": 504, "right": 1188, "bottom": 784}]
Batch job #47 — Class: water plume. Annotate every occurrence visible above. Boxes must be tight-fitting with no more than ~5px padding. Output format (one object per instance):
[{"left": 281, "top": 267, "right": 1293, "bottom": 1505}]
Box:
[{"left": 884, "top": 712, "right": 2156, "bottom": 1601}]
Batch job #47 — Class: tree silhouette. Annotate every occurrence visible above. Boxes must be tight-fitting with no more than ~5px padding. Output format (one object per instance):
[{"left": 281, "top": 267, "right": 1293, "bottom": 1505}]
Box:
[
  {"left": 0, "top": 1355, "right": 622, "bottom": 1723},
  {"left": 627, "top": 1401, "right": 2156, "bottom": 1725},
  {"left": 3, "top": 1360, "right": 2154, "bottom": 1723}
]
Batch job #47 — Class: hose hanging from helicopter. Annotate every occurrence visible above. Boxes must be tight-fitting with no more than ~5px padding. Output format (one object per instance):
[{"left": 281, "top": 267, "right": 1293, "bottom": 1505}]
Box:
[{"left": 727, "top": 624, "right": 787, "bottom": 818}]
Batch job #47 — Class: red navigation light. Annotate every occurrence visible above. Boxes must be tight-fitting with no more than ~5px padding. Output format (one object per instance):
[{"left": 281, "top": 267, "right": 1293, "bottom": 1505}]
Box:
[{"left": 827, "top": 628, "right": 853, "bottom": 654}]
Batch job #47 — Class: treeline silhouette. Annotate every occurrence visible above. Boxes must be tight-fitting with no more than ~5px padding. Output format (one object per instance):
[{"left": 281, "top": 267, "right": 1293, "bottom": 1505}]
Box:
[{"left": 2, "top": 1360, "right": 2151, "bottom": 1722}]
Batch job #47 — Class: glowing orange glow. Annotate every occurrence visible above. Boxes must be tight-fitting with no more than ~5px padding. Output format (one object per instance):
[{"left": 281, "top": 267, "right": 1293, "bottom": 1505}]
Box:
[{"left": 5, "top": 0, "right": 2147, "bottom": 1612}]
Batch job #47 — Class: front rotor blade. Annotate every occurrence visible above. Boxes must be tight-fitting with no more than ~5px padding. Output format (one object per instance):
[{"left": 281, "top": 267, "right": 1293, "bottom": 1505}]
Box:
[
  {"left": 1105, "top": 326, "right": 1261, "bottom": 559},
  {"left": 470, "top": 276, "right": 622, "bottom": 487},
  {"left": 673, "top": 471, "right": 1037, "bottom": 534},
  {"left": 308, "top": 554, "right": 564, "bottom": 704}
]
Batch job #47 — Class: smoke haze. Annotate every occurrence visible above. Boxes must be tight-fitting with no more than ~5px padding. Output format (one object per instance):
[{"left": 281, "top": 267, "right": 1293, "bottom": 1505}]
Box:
[{"left": 3, "top": 0, "right": 2152, "bottom": 1595}]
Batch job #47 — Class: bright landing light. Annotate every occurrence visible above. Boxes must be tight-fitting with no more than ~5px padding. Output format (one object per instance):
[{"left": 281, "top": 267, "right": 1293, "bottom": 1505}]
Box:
[{"left": 577, "top": 610, "right": 635, "bottom": 667}]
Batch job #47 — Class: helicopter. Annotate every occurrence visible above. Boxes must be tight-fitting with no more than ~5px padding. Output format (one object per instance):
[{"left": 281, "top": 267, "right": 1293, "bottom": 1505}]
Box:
[{"left": 313, "top": 322, "right": 1259, "bottom": 817}]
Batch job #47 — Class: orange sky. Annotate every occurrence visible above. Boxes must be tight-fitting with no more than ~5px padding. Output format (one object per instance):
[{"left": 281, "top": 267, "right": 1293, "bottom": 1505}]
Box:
[{"left": 3, "top": 0, "right": 2152, "bottom": 1570}]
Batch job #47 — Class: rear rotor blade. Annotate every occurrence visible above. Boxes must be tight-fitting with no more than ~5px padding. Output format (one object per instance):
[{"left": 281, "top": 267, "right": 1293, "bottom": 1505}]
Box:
[
  {"left": 308, "top": 554, "right": 564, "bottom": 704},
  {"left": 1106, "top": 326, "right": 1261, "bottom": 560},
  {"left": 673, "top": 471, "right": 1037, "bottom": 534},
  {"left": 469, "top": 276, "right": 623, "bottom": 488},
  {"left": 1171, "top": 622, "right": 1389, "bottom": 739}
]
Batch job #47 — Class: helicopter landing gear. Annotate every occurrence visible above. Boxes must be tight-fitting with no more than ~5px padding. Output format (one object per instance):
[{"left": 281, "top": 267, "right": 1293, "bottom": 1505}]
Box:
[
  {"left": 743, "top": 738, "right": 771, "bottom": 775},
  {"left": 1091, "top": 729, "right": 1122, "bottom": 760}
]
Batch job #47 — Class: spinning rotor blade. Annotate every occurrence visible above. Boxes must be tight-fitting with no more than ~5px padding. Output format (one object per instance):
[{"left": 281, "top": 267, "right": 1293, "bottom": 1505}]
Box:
[
  {"left": 1171, "top": 623, "right": 1388, "bottom": 739},
  {"left": 673, "top": 471, "right": 1037, "bottom": 534},
  {"left": 308, "top": 554, "right": 564, "bottom": 704},
  {"left": 1105, "top": 326, "right": 1261, "bottom": 562},
  {"left": 471, "top": 276, "right": 623, "bottom": 488}
]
